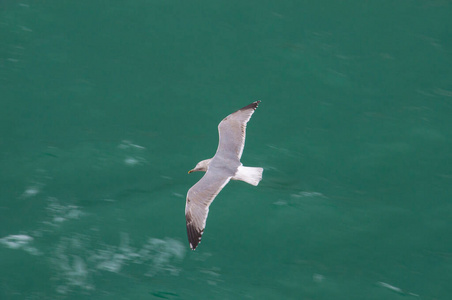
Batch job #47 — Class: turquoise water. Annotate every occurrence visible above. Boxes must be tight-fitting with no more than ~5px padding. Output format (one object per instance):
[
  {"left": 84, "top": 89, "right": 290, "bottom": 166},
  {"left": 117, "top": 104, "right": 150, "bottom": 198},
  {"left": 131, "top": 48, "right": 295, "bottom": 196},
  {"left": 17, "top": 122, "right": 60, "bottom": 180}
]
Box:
[{"left": 1, "top": 1, "right": 451, "bottom": 299}]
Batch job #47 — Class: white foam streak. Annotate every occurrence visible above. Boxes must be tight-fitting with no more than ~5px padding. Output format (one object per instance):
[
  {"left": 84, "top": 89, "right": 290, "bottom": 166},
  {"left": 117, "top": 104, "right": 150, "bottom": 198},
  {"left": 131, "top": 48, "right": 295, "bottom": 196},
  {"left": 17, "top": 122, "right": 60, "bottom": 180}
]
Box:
[
  {"left": 0, "top": 234, "right": 41, "bottom": 255},
  {"left": 52, "top": 234, "right": 185, "bottom": 294}
]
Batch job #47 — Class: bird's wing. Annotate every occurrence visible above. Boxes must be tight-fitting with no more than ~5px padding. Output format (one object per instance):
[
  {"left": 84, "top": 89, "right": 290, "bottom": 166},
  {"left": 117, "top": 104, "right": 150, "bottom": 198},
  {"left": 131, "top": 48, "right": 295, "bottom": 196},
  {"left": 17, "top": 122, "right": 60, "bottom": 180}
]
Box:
[
  {"left": 215, "top": 101, "right": 260, "bottom": 160},
  {"left": 185, "top": 169, "right": 231, "bottom": 250}
]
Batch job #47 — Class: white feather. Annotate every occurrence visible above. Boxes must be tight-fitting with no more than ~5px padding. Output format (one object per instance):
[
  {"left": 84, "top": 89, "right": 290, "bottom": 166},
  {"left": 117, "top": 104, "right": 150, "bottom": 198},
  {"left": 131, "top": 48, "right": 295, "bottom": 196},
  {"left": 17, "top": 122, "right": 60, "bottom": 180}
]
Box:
[{"left": 232, "top": 165, "right": 263, "bottom": 186}]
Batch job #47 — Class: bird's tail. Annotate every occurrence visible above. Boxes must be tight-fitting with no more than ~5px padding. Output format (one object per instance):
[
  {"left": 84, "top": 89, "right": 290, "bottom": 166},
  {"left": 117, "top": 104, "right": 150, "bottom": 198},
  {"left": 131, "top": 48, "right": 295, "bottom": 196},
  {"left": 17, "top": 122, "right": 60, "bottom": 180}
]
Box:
[{"left": 233, "top": 166, "right": 263, "bottom": 186}]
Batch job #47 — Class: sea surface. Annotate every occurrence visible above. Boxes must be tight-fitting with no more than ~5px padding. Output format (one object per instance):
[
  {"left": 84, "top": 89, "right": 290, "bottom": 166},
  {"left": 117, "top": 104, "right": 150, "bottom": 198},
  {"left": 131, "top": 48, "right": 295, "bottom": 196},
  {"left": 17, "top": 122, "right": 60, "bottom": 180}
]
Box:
[{"left": 1, "top": 1, "right": 451, "bottom": 299}]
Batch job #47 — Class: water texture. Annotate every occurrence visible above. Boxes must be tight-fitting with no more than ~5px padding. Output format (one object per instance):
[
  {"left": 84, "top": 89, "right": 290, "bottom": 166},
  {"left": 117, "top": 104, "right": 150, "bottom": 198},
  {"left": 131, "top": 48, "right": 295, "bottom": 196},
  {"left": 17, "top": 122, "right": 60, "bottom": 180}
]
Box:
[{"left": 1, "top": 1, "right": 451, "bottom": 299}]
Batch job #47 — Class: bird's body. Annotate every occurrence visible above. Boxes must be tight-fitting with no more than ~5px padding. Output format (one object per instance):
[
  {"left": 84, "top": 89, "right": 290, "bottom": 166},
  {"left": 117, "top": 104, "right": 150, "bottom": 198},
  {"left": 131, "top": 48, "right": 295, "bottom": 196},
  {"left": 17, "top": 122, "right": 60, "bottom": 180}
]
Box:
[{"left": 186, "top": 101, "right": 263, "bottom": 250}]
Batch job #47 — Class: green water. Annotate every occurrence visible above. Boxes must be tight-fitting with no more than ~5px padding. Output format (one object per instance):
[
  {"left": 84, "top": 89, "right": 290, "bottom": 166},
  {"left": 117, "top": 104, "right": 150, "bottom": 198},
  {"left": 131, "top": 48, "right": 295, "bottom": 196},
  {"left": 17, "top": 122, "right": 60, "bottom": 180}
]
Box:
[{"left": 1, "top": 1, "right": 451, "bottom": 299}]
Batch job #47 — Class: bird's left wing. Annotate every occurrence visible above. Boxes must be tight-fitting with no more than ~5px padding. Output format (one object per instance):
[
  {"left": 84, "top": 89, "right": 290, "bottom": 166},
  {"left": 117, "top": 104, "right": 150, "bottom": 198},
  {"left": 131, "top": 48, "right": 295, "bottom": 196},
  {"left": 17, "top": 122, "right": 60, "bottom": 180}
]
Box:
[{"left": 185, "top": 169, "right": 231, "bottom": 250}]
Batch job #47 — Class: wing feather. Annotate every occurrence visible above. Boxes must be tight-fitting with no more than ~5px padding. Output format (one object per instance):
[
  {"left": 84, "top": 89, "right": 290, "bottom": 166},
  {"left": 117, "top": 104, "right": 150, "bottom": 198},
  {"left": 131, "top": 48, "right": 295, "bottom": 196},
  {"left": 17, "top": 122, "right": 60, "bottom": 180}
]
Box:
[
  {"left": 216, "top": 101, "right": 260, "bottom": 160},
  {"left": 185, "top": 169, "right": 231, "bottom": 250}
]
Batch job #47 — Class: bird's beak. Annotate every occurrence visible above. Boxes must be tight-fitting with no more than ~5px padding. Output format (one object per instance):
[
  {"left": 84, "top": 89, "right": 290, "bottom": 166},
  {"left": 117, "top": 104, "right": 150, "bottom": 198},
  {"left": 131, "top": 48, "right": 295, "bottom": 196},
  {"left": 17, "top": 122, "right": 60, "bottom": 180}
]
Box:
[{"left": 188, "top": 170, "right": 194, "bottom": 174}]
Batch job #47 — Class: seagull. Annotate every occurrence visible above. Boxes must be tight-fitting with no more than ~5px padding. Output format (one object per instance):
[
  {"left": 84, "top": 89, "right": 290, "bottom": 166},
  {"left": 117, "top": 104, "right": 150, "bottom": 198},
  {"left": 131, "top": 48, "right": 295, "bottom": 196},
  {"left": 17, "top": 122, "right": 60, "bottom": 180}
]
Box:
[{"left": 186, "top": 101, "right": 263, "bottom": 250}]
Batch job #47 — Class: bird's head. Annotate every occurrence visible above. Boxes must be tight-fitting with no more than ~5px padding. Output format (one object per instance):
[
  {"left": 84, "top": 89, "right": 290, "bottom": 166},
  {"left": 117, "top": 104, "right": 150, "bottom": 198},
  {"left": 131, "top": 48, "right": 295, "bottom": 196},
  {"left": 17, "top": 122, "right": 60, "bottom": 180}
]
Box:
[{"left": 188, "top": 158, "right": 212, "bottom": 174}]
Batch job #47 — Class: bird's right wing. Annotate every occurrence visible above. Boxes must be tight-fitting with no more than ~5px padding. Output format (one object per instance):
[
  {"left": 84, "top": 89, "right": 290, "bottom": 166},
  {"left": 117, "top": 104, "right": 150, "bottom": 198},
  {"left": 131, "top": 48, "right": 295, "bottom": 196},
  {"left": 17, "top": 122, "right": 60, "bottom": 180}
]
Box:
[
  {"left": 216, "top": 101, "right": 260, "bottom": 160},
  {"left": 185, "top": 170, "right": 231, "bottom": 250}
]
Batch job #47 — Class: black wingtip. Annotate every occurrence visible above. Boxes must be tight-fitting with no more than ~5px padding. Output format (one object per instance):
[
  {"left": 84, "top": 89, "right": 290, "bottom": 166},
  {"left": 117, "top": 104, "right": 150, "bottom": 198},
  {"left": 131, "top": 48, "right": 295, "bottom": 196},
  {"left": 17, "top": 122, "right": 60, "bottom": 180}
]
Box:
[
  {"left": 187, "top": 224, "right": 203, "bottom": 250},
  {"left": 186, "top": 213, "right": 204, "bottom": 250},
  {"left": 239, "top": 100, "right": 261, "bottom": 111}
]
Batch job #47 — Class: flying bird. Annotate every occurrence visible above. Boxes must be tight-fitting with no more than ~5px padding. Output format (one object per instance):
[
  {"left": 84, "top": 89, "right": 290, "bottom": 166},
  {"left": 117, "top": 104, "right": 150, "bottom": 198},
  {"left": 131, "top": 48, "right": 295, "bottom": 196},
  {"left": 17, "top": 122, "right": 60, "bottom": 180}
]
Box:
[{"left": 186, "top": 101, "right": 263, "bottom": 250}]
